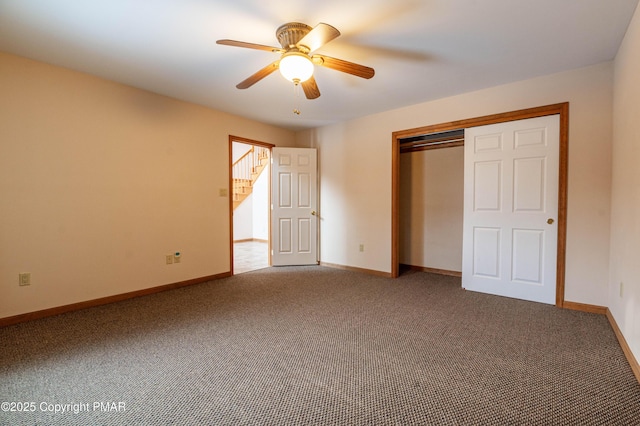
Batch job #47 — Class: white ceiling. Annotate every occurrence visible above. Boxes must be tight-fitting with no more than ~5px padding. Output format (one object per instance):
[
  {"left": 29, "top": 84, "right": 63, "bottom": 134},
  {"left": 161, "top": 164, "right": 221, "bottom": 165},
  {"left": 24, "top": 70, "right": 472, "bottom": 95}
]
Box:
[{"left": 1, "top": 0, "right": 638, "bottom": 131}]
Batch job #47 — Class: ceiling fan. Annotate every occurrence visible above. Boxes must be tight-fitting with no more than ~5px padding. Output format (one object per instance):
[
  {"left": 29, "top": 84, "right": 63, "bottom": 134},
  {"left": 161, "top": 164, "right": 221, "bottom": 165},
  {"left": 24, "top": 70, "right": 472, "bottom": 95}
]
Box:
[{"left": 216, "top": 22, "right": 375, "bottom": 99}]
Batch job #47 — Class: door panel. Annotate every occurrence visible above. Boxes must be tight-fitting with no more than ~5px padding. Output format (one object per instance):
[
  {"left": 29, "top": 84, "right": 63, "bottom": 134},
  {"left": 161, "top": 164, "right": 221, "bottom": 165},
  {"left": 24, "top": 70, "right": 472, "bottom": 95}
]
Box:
[
  {"left": 473, "top": 227, "right": 501, "bottom": 278},
  {"left": 511, "top": 229, "right": 543, "bottom": 283},
  {"left": 272, "top": 148, "right": 318, "bottom": 266},
  {"left": 278, "top": 218, "right": 292, "bottom": 253},
  {"left": 298, "top": 173, "right": 311, "bottom": 207},
  {"left": 278, "top": 172, "right": 292, "bottom": 207},
  {"left": 298, "top": 218, "right": 311, "bottom": 253},
  {"left": 474, "top": 161, "right": 502, "bottom": 211},
  {"left": 513, "top": 157, "right": 546, "bottom": 212},
  {"left": 463, "top": 115, "right": 559, "bottom": 304}
]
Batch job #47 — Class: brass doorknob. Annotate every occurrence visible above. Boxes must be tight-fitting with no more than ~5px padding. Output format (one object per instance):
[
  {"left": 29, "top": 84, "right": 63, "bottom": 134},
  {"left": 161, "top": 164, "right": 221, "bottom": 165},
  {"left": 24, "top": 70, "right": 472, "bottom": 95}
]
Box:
[
  {"left": 547, "top": 218, "right": 554, "bottom": 224},
  {"left": 311, "top": 210, "right": 317, "bottom": 216}
]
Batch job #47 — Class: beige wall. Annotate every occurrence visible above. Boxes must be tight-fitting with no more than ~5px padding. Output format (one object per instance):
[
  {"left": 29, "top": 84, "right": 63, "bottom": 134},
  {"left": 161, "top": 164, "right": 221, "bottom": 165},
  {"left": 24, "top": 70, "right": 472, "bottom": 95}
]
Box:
[
  {"left": 0, "top": 52, "right": 294, "bottom": 318},
  {"left": 399, "top": 147, "right": 464, "bottom": 272},
  {"left": 298, "top": 61, "right": 613, "bottom": 306},
  {"left": 610, "top": 4, "right": 640, "bottom": 362}
]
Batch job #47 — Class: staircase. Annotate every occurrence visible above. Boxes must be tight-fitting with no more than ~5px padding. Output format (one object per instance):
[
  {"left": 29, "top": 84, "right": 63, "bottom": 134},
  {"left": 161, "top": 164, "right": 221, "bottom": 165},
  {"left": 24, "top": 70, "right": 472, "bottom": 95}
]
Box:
[{"left": 232, "top": 146, "right": 269, "bottom": 210}]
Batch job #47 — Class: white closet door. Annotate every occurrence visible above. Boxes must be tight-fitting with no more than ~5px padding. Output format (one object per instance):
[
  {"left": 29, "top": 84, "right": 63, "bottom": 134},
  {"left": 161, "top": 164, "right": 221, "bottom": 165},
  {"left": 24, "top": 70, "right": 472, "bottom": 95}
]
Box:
[{"left": 462, "top": 115, "right": 559, "bottom": 304}]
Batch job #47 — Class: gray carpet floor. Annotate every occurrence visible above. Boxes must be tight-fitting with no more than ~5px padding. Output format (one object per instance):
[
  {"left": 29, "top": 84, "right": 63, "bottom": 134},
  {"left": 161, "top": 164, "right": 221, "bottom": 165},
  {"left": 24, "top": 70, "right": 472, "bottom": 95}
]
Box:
[{"left": 1, "top": 266, "right": 639, "bottom": 425}]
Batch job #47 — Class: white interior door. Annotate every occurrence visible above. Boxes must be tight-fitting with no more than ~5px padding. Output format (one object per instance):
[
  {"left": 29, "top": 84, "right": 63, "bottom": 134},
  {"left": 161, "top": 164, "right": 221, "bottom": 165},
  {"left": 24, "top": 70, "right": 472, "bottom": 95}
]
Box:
[
  {"left": 462, "top": 115, "right": 559, "bottom": 304},
  {"left": 271, "top": 147, "right": 318, "bottom": 266}
]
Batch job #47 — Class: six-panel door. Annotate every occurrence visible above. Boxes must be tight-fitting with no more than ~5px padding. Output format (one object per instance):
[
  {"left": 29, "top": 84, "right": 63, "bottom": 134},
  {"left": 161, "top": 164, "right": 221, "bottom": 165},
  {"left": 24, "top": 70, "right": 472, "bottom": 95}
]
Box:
[
  {"left": 271, "top": 147, "right": 318, "bottom": 266},
  {"left": 462, "top": 115, "right": 559, "bottom": 304}
]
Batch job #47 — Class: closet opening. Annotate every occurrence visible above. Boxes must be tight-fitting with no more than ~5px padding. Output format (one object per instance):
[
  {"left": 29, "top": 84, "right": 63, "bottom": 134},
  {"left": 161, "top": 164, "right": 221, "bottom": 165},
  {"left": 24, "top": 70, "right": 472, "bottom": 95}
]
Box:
[
  {"left": 398, "top": 129, "right": 465, "bottom": 277},
  {"left": 391, "top": 103, "right": 569, "bottom": 307}
]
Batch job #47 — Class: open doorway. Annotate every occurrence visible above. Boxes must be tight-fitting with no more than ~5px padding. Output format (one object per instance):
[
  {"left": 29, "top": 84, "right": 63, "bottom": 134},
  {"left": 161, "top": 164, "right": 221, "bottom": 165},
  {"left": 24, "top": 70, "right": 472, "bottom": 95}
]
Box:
[{"left": 229, "top": 136, "right": 274, "bottom": 274}]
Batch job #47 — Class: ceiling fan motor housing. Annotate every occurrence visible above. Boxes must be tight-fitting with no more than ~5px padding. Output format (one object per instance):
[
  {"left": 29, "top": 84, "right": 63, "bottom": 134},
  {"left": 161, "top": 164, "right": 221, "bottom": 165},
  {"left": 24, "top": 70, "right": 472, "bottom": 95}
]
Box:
[{"left": 277, "top": 22, "right": 313, "bottom": 51}]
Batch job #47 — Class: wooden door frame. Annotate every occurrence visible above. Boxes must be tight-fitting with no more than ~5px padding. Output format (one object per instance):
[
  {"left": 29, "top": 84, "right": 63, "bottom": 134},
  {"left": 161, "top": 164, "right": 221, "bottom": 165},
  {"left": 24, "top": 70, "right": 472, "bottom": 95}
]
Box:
[
  {"left": 391, "top": 103, "right": 569, "bottom": 307},
  {"left": 228, "top": 135, "right": 275, "bottom": 276}
]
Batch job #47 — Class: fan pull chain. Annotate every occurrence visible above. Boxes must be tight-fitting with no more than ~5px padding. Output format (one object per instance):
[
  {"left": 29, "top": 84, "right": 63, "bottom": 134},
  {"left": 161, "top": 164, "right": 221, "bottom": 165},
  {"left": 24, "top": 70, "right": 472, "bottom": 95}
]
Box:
[{"left": 293, "top": 82, "right": 301, "bottom": 116}]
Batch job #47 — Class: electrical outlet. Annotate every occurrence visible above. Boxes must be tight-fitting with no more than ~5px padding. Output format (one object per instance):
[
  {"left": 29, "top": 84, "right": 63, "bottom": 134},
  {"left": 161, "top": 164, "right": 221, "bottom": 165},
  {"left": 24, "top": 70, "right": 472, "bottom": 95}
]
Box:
[
  {"left": 19, "top": 273, "right": 31, "bottom": 286},
  {"left": 620, "top": 282, "right": 624, "bottom": 298},
  {"left": 219, "top": 188, "right": 228, "bottom": 197},
  {"left": 166, "top": 255, "right": 173, "bottom": 265},
  {"left": 174, "top": 252, "right": 181, "bottom": 264},
  {"left": 359, "top": 244, "right": 364, "bottom": 252}
]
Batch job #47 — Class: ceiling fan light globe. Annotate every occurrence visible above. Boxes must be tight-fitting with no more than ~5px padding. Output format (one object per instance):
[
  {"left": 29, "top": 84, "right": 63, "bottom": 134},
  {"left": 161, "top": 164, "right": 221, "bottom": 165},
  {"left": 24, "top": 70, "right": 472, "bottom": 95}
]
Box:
[{"left": 279, "top": 52, "right": 314, "bottom": 83}]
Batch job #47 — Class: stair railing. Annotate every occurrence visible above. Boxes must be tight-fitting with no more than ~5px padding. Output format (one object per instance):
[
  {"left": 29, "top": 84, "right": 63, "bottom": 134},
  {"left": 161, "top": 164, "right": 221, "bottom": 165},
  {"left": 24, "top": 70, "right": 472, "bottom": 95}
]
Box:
[
  {"left": 233, "top": 146, "right": 269, "bottom": 179},
  {"left": 232, "top": 146, "right": 270, "bottom": 206}
]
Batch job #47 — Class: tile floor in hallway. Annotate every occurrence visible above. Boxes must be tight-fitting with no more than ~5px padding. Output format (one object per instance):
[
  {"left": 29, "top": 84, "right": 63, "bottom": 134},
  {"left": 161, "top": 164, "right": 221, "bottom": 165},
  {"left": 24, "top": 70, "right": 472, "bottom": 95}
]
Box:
[{"left": 234, "top": 240, "right": 269, "bottom": 274}]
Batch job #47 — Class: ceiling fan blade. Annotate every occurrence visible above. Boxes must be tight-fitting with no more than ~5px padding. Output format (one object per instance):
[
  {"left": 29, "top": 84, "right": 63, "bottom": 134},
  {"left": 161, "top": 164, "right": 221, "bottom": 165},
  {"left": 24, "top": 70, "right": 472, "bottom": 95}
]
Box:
[
  {"left": 313, "top": 54, "right": 375, "bottom": 79},
  {"left": 297, "top": 23, "right": 340, "bottom": 53},
  {"left": 301, "top": 76, "right": 321, "bottom": 99},
  {"left": 217, "top": 39, "right": 284, "bottom": 53},
  {"left": 236, "top": 61, "right": 280, "bottom": 89}
]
